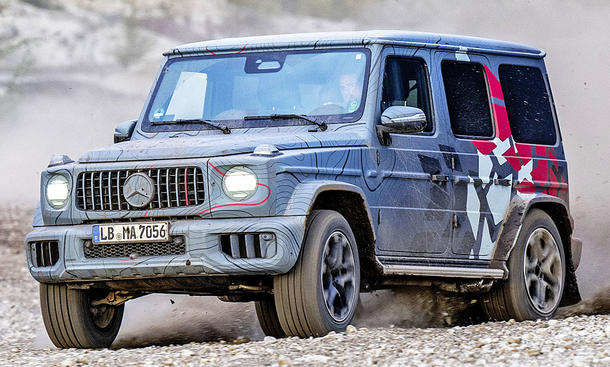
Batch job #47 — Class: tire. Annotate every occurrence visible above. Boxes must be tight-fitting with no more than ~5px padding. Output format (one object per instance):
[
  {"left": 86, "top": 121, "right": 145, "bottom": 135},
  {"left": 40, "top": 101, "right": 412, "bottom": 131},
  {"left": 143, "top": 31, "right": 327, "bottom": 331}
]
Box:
[
  {"left": 40, "top": 283, "right": 124, "bottom": 348},
  {"left": 255, "top": 295, "right": 285, "bottom": 338},
  {"left": 274, "top": 210, "right": 360, "bottom": 337},
  {"left": 483, "top": 209, "right": 565, "bottom": 321}
]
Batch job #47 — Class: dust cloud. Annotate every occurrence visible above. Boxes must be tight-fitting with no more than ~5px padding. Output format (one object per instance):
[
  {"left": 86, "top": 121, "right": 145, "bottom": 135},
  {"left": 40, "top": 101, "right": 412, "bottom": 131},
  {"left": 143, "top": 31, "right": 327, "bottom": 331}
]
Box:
[
  {"left": 354, "top": 288, "right": 484, "bottom": 329},
  {"left": 1, "top": 0, "right": 608, "bottom": 347},
  {"left": 113, "top": 295, "right": 263, "bottom": 348}
]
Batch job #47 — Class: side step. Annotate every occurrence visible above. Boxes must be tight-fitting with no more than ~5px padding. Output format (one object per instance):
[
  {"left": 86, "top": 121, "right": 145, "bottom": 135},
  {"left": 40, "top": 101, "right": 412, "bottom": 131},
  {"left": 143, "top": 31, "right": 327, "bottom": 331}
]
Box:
[{"left": 382, "top": 264, "right": 505, "bottom": 279}]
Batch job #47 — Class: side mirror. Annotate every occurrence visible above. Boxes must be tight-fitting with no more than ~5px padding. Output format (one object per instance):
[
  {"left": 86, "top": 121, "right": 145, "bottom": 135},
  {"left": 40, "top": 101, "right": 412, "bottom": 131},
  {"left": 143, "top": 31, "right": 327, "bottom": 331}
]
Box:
[
  {"left": 114, "top": 120, "right": 137, "bottom": 144},
  {"left": 377, "top": 106, "right": 427, "bottom": 145}
]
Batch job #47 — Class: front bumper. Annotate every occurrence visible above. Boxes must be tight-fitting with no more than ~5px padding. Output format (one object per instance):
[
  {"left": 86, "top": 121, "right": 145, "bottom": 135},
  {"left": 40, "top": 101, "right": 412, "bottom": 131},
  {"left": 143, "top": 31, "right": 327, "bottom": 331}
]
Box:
[{"left": 26, "top": 216, "right": 306, "bottom": 283}]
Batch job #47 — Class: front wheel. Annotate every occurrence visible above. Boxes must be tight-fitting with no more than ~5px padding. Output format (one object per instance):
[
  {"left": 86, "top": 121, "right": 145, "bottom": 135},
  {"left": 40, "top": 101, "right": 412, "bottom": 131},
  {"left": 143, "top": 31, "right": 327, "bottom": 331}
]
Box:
[
  {"left": 483, "top": 209, "right": 565, "bottom": 321},
  {"left": 274, "top": 210, "right": 360, "bottom": 337},
  {"left": 40, "top": 284, "right": 124, "bottom": 348},
  {"left": 255, "top": 295, "right": 285, "bottom": 338}
]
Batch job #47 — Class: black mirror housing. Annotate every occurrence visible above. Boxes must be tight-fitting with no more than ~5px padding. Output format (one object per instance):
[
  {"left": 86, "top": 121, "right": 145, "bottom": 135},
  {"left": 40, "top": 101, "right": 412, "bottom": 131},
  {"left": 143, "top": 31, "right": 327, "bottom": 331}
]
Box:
[
  {"left": 377, "top": 106, "right": 427, "bottom": 144},
  {"left": 114, "top": 120, "right": 137, "bottom": 144}
]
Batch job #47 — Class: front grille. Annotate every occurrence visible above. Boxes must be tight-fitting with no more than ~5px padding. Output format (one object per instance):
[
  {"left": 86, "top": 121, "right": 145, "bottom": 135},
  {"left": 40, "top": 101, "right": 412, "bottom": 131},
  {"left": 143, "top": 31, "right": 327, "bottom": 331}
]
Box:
[
  {"left": 83, "top": 237, "right": 186, "bottom": 258},
  {"left": 76, "top": 167, "right": 205, "bottom": 211},
  {"left": 30, "top": 241, "right": 60, "bottom": 267},
  {"left": 220, "top": 233, "right": 275, "bottom": 259}
]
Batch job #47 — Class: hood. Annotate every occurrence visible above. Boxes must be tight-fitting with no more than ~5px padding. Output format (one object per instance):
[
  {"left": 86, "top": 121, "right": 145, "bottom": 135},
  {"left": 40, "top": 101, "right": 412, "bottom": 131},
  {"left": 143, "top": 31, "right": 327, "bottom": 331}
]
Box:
[{"left": 79, "top": 132, "right": 367, "bottom": 163}]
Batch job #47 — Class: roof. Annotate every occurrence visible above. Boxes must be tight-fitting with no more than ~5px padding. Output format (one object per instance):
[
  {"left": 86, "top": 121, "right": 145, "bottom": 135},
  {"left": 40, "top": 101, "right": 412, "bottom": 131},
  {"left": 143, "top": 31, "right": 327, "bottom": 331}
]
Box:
[{"left": 166, "top": 30, "right": 545, "bottom": 58}]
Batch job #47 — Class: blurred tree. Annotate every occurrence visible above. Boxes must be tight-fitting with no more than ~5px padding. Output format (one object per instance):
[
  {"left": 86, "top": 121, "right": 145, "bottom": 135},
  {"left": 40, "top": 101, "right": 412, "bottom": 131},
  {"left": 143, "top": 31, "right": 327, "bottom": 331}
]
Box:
[
  {"left": 19, "top": 0, "right": 63, "bottom": 11},
  {"left": 113, "top": 0, "right": 151, "bottom": 68},
  {"left": 228, "top": 0, "right": 365, "bottom": 20},
  {"left": 0, "top": 4, "right": 35, "bottom": 97}
]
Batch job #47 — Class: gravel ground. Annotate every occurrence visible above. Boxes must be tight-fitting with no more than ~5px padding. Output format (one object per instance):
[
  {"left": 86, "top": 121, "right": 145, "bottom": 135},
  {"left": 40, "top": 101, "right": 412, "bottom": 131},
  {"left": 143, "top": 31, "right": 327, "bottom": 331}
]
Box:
[{"left": 1, "top": 206, "right": 609, "bottom": 367}]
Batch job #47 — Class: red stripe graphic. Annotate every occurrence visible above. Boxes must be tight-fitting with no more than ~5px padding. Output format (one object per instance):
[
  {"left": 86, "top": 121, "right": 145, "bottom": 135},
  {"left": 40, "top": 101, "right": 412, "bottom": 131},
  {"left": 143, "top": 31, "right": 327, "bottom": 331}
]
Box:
[
  {"left": 236, "top": 44, "right": 247, "bottom": 54},
  {"left": 184, "top": 167, "right": 189, "bottom": 206}
]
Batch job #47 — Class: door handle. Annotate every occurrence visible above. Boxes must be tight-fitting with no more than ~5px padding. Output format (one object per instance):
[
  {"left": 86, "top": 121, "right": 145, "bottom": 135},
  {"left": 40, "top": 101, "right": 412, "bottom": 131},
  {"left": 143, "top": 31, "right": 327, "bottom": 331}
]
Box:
[
  {"left": 494, "top": 178, "right": 511, "bottom": 186},
  {"left": 453, "top": 175, "right": 470, "bottom": 184},
  {"left": 430, "top": 174, "right": 449, "bottom": 182}
]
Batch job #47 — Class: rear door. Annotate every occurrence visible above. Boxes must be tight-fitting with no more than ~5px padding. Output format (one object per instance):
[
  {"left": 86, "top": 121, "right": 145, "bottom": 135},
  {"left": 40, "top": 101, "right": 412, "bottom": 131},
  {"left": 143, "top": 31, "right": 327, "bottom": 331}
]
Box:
[{"left": 434, "top": 51, "right": 513, "bottom": 260}]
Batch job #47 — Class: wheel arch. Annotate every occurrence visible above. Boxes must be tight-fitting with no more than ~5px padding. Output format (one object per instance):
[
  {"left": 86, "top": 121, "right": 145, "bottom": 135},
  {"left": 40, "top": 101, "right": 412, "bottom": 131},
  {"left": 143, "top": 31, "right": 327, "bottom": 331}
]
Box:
[
  {"left": 288, "top": 181, "right": 381, "bottom": 286},
  {"left": 493, "top": 194, "right": 581, "bottom": 306}
]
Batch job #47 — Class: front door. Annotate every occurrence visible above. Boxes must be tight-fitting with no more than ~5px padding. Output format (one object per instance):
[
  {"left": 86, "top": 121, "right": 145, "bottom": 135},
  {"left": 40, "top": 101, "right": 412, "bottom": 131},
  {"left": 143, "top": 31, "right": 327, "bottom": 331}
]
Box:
[{"left": 374, "top": 47, "right": 454, "bottom": 257}]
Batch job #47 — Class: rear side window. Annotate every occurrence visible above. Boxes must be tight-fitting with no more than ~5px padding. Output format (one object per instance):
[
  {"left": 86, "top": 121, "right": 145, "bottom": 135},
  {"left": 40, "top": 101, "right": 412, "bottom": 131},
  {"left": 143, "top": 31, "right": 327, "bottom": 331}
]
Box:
[
  {"left": 499, "top": 65, "right": 557, "bottom": 145},
  {"left": 441, "top": 61, "right": 493, "bottom": 138},
  {"left": 381, "top": 57, "right": 433, "bottom": 132}
]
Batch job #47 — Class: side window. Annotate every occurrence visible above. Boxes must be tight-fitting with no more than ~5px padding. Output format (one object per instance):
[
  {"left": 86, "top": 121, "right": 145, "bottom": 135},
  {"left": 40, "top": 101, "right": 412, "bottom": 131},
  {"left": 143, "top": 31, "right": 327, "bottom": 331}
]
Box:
[
  {"left": 499, "top": 65, "right": 557, "bottom": 145},
  {"left": 441, "top": 61, "right": 493, "bottom": 138},
  {"left": 381, "top": 57, "right": 433, "bottom": 132}
]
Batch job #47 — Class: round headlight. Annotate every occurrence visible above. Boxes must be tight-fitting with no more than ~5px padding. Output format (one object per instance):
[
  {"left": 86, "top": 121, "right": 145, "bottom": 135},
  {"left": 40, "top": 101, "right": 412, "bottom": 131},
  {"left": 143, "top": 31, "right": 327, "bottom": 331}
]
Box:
[
  {"left": 222, "top": 166, "right": 258, "bottom": 201},
  {"left": 46, "top": 174, "right": 70, "bottom": 209}
]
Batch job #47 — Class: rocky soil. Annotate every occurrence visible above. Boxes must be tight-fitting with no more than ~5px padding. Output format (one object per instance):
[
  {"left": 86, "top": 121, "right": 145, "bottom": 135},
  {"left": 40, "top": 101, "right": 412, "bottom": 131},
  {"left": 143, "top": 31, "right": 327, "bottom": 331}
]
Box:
[
  {"left": 1, "top": 206, "right": 609, "bottom": 366},
  {"left": 2, "top": 1, "right": 609, "bottom": 365}
]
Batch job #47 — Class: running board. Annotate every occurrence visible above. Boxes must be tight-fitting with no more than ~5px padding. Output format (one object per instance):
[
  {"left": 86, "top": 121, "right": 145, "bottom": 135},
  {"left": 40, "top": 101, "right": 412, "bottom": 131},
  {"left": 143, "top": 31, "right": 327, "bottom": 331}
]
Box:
[{"left": 382, "top": 264, "right": 505, "bottom": 279}]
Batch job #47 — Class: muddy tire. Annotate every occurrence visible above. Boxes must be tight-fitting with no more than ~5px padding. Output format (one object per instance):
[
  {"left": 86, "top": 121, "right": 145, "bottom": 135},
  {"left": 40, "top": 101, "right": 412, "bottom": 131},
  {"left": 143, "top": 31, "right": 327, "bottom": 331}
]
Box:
[
  {"left": 255, "top": 295, "right": 285, "bottom": 338},
  {"left": 273, "top": 210, "right": 360, "bottom": 337},
  {"left": 40, "top": 283, "right": 124, "bottom": 348},
  {"left": 483, "top": 209, "right": 565, "bottom": 321}
]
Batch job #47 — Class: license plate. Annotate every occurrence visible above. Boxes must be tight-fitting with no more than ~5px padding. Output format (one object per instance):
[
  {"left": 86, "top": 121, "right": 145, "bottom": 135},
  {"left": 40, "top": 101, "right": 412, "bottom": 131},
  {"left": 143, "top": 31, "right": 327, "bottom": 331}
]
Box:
[{"left": 92, "top": 222, "right": 169, "bottom": 244}]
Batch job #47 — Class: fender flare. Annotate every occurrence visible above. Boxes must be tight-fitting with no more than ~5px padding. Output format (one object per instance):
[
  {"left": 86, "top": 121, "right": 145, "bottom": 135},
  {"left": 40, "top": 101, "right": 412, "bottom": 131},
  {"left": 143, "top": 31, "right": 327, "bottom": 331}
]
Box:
[
  {"left": 491, "top": 193, "right": 581, "bottom": 306},
  {"left": 283, "top": 180, "right": 379, "bottom": 272},
  {"left": 284, "top": 180, "right": 374, "bottom": 226},
  {"left": 492, "top": 193, "right": 571, "bottom": 262}
]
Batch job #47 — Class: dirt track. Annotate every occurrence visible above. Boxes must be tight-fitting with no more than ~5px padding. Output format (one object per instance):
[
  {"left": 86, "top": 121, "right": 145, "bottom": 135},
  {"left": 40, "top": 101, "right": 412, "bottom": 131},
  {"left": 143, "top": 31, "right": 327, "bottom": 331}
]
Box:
[
  {"left": 2, "top": 0, "right": 609, "bottom": 365},
  {"left": 1, "top": 206, "right": 609, "bottom": 366}
]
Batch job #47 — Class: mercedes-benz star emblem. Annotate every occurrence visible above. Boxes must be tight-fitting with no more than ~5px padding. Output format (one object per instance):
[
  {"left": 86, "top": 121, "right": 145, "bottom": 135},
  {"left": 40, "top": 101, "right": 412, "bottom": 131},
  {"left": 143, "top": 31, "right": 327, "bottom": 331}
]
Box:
[{"left": 123, "top": 173, "right": 155, "bottom": 208}]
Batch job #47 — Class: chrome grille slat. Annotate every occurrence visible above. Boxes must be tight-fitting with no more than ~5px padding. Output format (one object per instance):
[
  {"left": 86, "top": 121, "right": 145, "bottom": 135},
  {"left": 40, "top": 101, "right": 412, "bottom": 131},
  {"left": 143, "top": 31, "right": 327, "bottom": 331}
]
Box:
[
  {"left": 182, "top": 169, "right": 187, "bottom": 205},
  {"left": 89, "top": 172, "right": 95, "bottom": 210},
  {"left": 174, "top": 168, "right": 180, "bottom": 207},
  {"left": 76, "top": 167, "right": 204, "bottom": 211},
  {"left": 156, "top": 169, "right": 162, "bottom": 208},
  {"left": 81, "top": 173, "right": 87, "bottom": 210},
  {"left": 108, "top": 171, "right": 112, "bottom": 210},
  {"left": 165, "top": 168, "right": 171, "bottom": 208},
  {"left": 98, "top": 171, "right": 104, "bottom": 210},
  {"left": 116, "top": 171, "right": 122, "bottom": 210}
]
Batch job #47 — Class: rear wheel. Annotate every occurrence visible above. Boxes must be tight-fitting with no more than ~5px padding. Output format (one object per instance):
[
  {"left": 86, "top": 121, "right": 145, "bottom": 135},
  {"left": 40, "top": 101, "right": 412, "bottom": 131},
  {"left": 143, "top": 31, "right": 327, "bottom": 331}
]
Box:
[
  {"left": 483, "top": 209, "right": 565, "bottom": 321},
  {"left": 40, "top": 283, "right": 124, "bottom": 348},
  {"left": 274, "top": 210, "right": 360, "bottom": 337}
]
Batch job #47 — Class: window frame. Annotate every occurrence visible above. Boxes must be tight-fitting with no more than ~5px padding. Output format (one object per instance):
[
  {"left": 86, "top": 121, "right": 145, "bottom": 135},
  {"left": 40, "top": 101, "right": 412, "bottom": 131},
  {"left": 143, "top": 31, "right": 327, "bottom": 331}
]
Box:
[
  {"left": 441, "top": 59, "right": 496, "bottom": 141},
  {"left": 377, "top": 53, "right": 437, "bottom": 136},
  {"left": 498, "top": 63, "right": 559, "bottom": 146},
  {"left": 140, "top": 47, "right": 372, "bottom": 133}
]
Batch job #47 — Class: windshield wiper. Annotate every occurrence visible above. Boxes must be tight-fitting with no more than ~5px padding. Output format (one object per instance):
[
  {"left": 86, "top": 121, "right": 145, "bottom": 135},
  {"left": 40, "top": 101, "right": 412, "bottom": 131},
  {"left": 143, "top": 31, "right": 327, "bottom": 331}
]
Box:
[
  {"left": 244, "top": 114, "right": 327, "bottom": 131},
  {"left": 154, "top": 118, "right": 231, "bottom": 134}
]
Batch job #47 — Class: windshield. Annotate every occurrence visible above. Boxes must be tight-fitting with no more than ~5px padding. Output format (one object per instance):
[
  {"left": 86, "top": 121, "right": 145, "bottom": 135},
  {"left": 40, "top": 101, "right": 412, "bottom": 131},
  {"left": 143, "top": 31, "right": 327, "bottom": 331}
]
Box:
[{"left": 142, "top": 49, "right": 370, "bottom": 132}]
